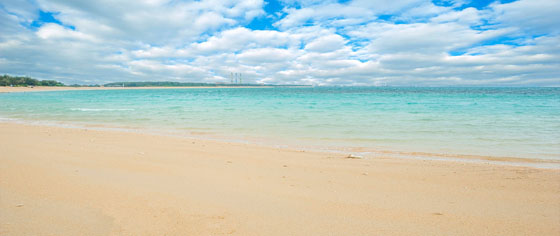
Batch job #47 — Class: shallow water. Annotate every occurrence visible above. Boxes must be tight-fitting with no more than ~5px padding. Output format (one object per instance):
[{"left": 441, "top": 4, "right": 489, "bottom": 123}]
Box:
[{"left": 1, "top": 87, "right": 559, "bottom": 161}]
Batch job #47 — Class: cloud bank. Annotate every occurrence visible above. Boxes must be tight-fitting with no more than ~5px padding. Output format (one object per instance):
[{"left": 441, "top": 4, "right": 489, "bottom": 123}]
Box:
[{"left": 0, "top": 0, "right": 558, "bottom": 86}]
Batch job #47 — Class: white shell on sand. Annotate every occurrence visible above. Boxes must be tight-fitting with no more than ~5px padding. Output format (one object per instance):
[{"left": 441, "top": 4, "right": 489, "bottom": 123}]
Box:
[{"left": 346, "top": 154, "right": 364, "bottom": 159}]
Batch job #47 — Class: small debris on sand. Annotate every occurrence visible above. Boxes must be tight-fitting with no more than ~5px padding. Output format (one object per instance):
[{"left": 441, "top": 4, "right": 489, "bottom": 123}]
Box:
[
  {"left": 346, "top": 154, "right": 363, "bottom": 159},
  {"left": 16, "top": 204, "right": 24, "bottom": 207}
]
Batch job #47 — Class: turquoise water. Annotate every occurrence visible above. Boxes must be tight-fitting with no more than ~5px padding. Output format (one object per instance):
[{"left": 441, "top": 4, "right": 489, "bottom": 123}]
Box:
[{"left": 1, "top": 87, "right": 559, "bottom": 161}]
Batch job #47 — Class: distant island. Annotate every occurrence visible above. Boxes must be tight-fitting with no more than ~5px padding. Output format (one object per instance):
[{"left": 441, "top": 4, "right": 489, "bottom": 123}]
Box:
[{"left": 1, "top": 75, "right": 308, "bottom": 87}]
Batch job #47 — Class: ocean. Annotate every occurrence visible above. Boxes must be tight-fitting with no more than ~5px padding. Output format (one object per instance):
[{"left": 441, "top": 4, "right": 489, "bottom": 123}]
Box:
[{"left": 1, "top": 87, "right": 559, "bottom": 164}]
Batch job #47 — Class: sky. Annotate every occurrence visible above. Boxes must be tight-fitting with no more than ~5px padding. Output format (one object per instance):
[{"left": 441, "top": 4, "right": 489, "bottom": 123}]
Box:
[{"left": 0, "top": 0, "right": 558, "bottom": 86}]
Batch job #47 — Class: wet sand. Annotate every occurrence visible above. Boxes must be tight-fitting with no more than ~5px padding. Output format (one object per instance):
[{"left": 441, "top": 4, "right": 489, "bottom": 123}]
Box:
[{"left": 1, "top": 122, "right": 559, "bottom": 235}]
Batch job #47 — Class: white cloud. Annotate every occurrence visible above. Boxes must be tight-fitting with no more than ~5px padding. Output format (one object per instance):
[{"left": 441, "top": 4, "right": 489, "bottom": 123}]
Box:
[
  {"left": 431, "top": 7, "right": 480, "bottom": 24},
  {"left": 0, "top": 0, "right": 558, "bottom": 86},
  {"left": 304, "top": 34, "right": 346, "bottom": 53},
  {"left": 36, "top": 23, "right": 96, "bottom": 41},
  {"left": 275, "top": 3, "right": 372, "bottom": 29},
  {"left": 194, "top": 12, "right": 236, "bottom": 30},
  {"left": 353, "top": 22, "right": 510, "bottom": 54},
  {"left": 0, "top": 0, "right": 38, "bottom": 21},
  {"left": 237, "top": 48, "right": 296, "bottom": 64},
  {"left": 491, "top": 0, "right": 560, "bottom": 35},
  {"left": 349, "top": 0, "right": 425, "bottom": 14},
  {"left": 191, "top": 27, "right": 299, "bottom": 54}
]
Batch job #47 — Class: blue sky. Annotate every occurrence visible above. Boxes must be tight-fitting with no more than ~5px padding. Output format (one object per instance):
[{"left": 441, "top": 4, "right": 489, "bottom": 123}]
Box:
[{"left": 0, "top": 0, "right": 558, "bottom": 86}]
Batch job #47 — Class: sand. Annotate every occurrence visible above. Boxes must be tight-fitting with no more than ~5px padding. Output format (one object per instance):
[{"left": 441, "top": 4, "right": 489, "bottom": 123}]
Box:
[{"left": 1, "top": 122, "right": 559, "bottom": 235}]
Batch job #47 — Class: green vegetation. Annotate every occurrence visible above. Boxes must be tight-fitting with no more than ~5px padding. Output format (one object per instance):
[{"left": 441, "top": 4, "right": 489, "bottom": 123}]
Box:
[
  {"left": 1, "top": 75, "right": 64, "bottom": 87},
  {"left": 68, "top": 84, "right": 101, "bottom": 87}
]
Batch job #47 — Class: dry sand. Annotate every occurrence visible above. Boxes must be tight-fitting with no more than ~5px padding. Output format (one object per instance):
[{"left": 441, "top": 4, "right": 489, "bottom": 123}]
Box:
[{"left": 1, "top": 122, "right": 559, "bottom": 235}]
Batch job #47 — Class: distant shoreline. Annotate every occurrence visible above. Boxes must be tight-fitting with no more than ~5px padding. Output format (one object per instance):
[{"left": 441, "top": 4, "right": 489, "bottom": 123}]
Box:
[{"left": 0, "top": 86, "right": 284, "bottom": 93}]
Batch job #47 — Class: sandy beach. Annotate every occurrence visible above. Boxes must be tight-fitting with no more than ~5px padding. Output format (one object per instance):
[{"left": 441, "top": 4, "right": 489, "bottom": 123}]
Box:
[
  {"left": 2, "top": 0, "right": 558, "bottom": 234},
  {"left": 0, "top": 122, "right": 558, "bottom": 235}
]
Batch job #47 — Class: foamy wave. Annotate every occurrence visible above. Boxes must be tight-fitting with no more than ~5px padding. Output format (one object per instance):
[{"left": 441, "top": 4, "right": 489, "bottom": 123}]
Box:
[
  {"left": 70, "top": 108, "right": 135, "bottom": 111},
  {"left": 0, "top": 117, "right": 19, "bottom": 122}
]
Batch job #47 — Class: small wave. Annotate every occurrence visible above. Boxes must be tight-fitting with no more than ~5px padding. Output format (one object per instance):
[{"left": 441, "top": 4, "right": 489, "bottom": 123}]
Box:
[
  {"left": 0, "top": 117, "right": 19, "bottom": 122},
  {"left": 70, "top": 108, "right": 135, "bottom": 111}
]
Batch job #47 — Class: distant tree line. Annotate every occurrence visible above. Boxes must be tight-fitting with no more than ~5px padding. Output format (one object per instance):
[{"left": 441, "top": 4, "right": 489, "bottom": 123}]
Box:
[{"left": 1, "top": 75, "right": 64, "bottom": 87}]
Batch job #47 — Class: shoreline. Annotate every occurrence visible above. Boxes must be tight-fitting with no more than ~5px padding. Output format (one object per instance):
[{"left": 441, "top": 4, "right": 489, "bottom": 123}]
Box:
[
  {"left": 1, "top": 121, "right": 559, "bottom": 235},
  {"left": 0, "top": 86, "right": 277, "bottom": 93},
  {"left": 1, "top": 117, "right": 558, "bottom": 169}
]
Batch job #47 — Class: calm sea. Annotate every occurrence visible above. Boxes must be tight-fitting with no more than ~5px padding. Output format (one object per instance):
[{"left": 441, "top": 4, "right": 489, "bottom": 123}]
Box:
[{"left": 1, "top": 87, "right": 559, "bottom": 163}]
